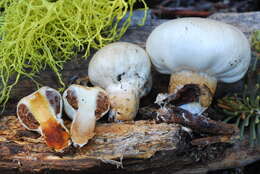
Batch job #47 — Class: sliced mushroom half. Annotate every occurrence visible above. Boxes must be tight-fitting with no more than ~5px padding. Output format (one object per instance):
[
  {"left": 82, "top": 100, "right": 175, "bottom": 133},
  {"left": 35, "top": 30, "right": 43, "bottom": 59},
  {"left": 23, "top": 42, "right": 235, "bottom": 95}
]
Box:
[
  {"left": 63, "top": 84, "right": 110, "bottom": 147},
  {"left": 17, "top": 86, "right": 70, "bottom": 151}
]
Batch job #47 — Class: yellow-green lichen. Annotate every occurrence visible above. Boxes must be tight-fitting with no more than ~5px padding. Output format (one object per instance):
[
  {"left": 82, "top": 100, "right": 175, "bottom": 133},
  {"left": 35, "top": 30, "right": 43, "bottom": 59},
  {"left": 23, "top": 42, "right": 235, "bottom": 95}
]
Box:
[
  {"left": 0, "top": 0, "right": 16, "bottom": 9},
  {"left": 0, "top": 0, "right": 147, "bottom": 109}
]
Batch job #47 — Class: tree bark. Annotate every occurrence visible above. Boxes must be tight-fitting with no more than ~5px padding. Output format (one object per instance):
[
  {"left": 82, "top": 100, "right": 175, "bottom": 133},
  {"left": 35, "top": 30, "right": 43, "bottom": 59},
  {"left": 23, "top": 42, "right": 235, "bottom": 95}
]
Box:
[
  {"left": 0, "top": 116, "right": 189, "bottom": 172},
  {"left": 0, "top": 115, "right": 260, "bottom": 174}
]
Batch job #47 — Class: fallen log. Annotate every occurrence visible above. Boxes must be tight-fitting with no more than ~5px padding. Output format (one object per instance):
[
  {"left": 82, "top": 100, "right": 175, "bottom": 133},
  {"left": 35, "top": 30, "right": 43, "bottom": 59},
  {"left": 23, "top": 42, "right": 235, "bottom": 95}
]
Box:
[
  {"left": 0, "top": 116, "right": 189, "bottom": 172},
  {"left": 0, "top": 115, "right": 260, "bottom": 174}
]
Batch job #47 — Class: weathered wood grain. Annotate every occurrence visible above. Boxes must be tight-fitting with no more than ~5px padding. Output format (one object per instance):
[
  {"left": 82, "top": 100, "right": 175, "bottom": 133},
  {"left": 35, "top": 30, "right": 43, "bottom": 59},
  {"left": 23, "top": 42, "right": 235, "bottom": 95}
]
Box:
[
  {"left": 0, "top": 116, "right": 188, "bottom": 172},
  {"left": 1, "top": 115, "right": 260, "bottom": 174}
]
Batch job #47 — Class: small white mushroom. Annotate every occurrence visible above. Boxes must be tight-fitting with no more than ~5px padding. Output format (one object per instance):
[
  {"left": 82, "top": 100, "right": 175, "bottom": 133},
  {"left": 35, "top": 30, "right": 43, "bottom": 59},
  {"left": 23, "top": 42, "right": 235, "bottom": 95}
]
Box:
[
  {"left": 146, "top": 17, "right": 251, "bottom": 114},
  {"left": 63, "top": 84, "right": 110, "bottom": 147},
  {"left": 17, "top": 87, "right": 70, "bottom": 151},
  {"left": 88, "top": 42, "right": 152, "bottom": 121}
]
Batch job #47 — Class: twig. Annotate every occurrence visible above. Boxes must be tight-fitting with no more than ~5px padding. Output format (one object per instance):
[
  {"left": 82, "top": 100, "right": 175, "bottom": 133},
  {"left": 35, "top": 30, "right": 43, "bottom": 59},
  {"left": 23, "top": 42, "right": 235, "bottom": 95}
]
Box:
[
  {"left": 191, "top": 135, "right": 237, "bottom": 146},
  {"left": 153, "top": 7, "right": 213, "bottom": 17},
  {"left": 139, "top": 105, "right": 239, "bottom": 135}
]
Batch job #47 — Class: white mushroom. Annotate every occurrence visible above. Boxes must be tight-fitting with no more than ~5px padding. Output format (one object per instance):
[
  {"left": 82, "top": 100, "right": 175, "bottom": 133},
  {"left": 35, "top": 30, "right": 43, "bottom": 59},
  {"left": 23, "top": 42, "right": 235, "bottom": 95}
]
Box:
[
  {"left": 88, "top": 42, "right": 152, "bottom": 121},
  {"left": 17, "top": 87, "right": 70, "bottom": 151},
  {"left": 146, "top": 17, "right": 251, "bottom": 114},
  {"left": 63, "top": 84, "right": 110, "bottom": 147}
]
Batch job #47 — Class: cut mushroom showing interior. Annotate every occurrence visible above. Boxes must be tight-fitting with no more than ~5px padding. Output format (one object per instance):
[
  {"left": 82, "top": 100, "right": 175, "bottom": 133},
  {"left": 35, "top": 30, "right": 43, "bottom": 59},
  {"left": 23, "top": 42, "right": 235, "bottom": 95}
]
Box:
[
  {"left": 146, "top": 17, "right": 251, "bottom": 114},
  {"left": 88, "top": 42, "right": 152, "bottom": 121},
  {"left": 63, "top": 85, "right": 110, "bottom": 147},
  {"left": 17, "top": 86, "right": 70, "bottom": 151}
]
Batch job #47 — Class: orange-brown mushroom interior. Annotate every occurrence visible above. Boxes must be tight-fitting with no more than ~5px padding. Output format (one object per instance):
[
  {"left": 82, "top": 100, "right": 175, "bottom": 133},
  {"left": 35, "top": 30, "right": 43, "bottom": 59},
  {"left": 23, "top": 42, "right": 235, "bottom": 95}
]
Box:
[{"left": 29, "top": 92, "right": 70, "bottom": 151}]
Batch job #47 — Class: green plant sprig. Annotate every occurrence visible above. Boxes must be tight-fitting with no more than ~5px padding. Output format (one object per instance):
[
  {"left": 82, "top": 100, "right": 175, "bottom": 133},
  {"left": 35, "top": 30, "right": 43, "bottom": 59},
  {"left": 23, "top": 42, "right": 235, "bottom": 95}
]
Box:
[
  {"left": 0, "top": 0, "right": 147, "bottom": 110},
  {"left": 218, "top": 90, "right": 260, "bottom": 146},
  {"left": 218, "top": 65, "right": 260, "bottom": 147},
  {"left": 251, "top": 30, "right": 260, "bottom": 61},
  {"left": 218, "top": 30, "right": 260, "bottom": 146}
]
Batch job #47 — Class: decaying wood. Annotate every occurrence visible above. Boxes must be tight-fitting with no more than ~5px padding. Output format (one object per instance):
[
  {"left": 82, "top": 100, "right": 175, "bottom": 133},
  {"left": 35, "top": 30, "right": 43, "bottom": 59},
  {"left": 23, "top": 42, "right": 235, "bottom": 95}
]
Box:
[
  {"left": 139, "top": 86, "right": 239, "bottom": 136},
  {"left": 155, "top": 106, "right": 239, "bottom": 135},
  {"left": 209, "top": 12, "right": 260, "bottom": 37},
  {"left": 153, "top": 7, "right": 213, "bottom": 17},
  {"left": 139, "top": 103, "right": 238, "bottom": 146},
  {"left": 191, "top": 135, "right": 236, "bottom": 146},
  {"left": 0, "top": 115, "right": 260, "bottom": 174},
  {"left": 0, "top": 116, "right": 189, "bottom": 172}
]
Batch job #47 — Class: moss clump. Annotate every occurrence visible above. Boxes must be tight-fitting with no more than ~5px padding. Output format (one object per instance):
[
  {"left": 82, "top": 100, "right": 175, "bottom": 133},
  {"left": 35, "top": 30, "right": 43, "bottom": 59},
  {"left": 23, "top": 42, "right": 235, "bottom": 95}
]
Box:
[{"left": 0, "top": 0, "right": 147, "bottom": 108}]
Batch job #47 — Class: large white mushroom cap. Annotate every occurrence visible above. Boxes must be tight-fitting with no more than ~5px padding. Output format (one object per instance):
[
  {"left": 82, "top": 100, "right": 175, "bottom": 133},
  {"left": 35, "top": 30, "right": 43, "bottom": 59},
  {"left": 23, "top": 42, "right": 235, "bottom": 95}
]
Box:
[
  {"left": 146, "top": 17, "right": 251, "bottom": 114},
  {"left": 146, "top": 17, "right": 251, "bottom": 83},
  {"left": 88, "top": 42, "right": 152, "bottom": 121}
]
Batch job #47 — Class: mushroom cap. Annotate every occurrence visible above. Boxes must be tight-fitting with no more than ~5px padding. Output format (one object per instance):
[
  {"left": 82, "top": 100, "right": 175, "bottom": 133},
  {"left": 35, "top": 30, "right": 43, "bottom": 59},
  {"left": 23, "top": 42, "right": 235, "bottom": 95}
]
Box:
[
  {"left": 63, "top": 85, "right": 110, "bottom": 121},
  {"left": 146, "top": 17, "right": 251, "bottom": 83},
  {"left": 88, "top": 42, "right": 152, "bottom": 97}
]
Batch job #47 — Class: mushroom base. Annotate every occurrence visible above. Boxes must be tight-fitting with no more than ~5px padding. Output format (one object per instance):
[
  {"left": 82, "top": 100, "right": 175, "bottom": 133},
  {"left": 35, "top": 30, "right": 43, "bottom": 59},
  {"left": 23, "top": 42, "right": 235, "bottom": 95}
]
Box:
[
  {"left": 70, "top": 111, "right": 96, "bottom": 147},
  {"left": 169, "top": 70, "right": 217, "bottom": 114},
  {"left": 107, "top": 87, "right": 139, "bottom": 121}
]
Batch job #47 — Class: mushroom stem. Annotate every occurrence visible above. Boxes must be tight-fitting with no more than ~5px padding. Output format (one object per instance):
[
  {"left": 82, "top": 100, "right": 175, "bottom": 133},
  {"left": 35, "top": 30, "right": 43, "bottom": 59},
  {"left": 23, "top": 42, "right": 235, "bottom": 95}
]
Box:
[
  {"left": 169, "top": 70, "right": 217, "bottom": 114},
  {"left": 107, "top": 85, "right": 139, "bottom": 121},
  {"left": 70, "top": 110, "right": 96, "bottom": 147}
]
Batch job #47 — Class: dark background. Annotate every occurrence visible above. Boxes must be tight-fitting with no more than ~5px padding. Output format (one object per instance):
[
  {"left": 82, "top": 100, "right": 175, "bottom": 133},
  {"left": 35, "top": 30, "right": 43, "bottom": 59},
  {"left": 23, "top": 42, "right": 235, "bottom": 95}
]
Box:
[{"left": 138, "top": 0, "right": 260, "bottom": 18}]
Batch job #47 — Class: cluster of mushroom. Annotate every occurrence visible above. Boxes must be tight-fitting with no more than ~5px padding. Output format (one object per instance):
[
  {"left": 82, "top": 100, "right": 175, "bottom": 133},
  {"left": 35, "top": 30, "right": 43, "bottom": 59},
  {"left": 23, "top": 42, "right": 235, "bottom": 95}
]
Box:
[
  {"left": 16, "top": 17, "right": 251, "bottom": 151},
  {"left": 16, "top": 42, "right": 152, "bottom": 151}
]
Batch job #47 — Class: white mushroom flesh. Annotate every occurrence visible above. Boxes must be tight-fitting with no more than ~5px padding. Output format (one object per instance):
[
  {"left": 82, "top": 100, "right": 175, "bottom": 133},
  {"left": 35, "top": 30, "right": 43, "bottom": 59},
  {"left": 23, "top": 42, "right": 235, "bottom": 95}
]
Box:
[{"left": 63, "top": 85, "right": 110, "bottom": 147}]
